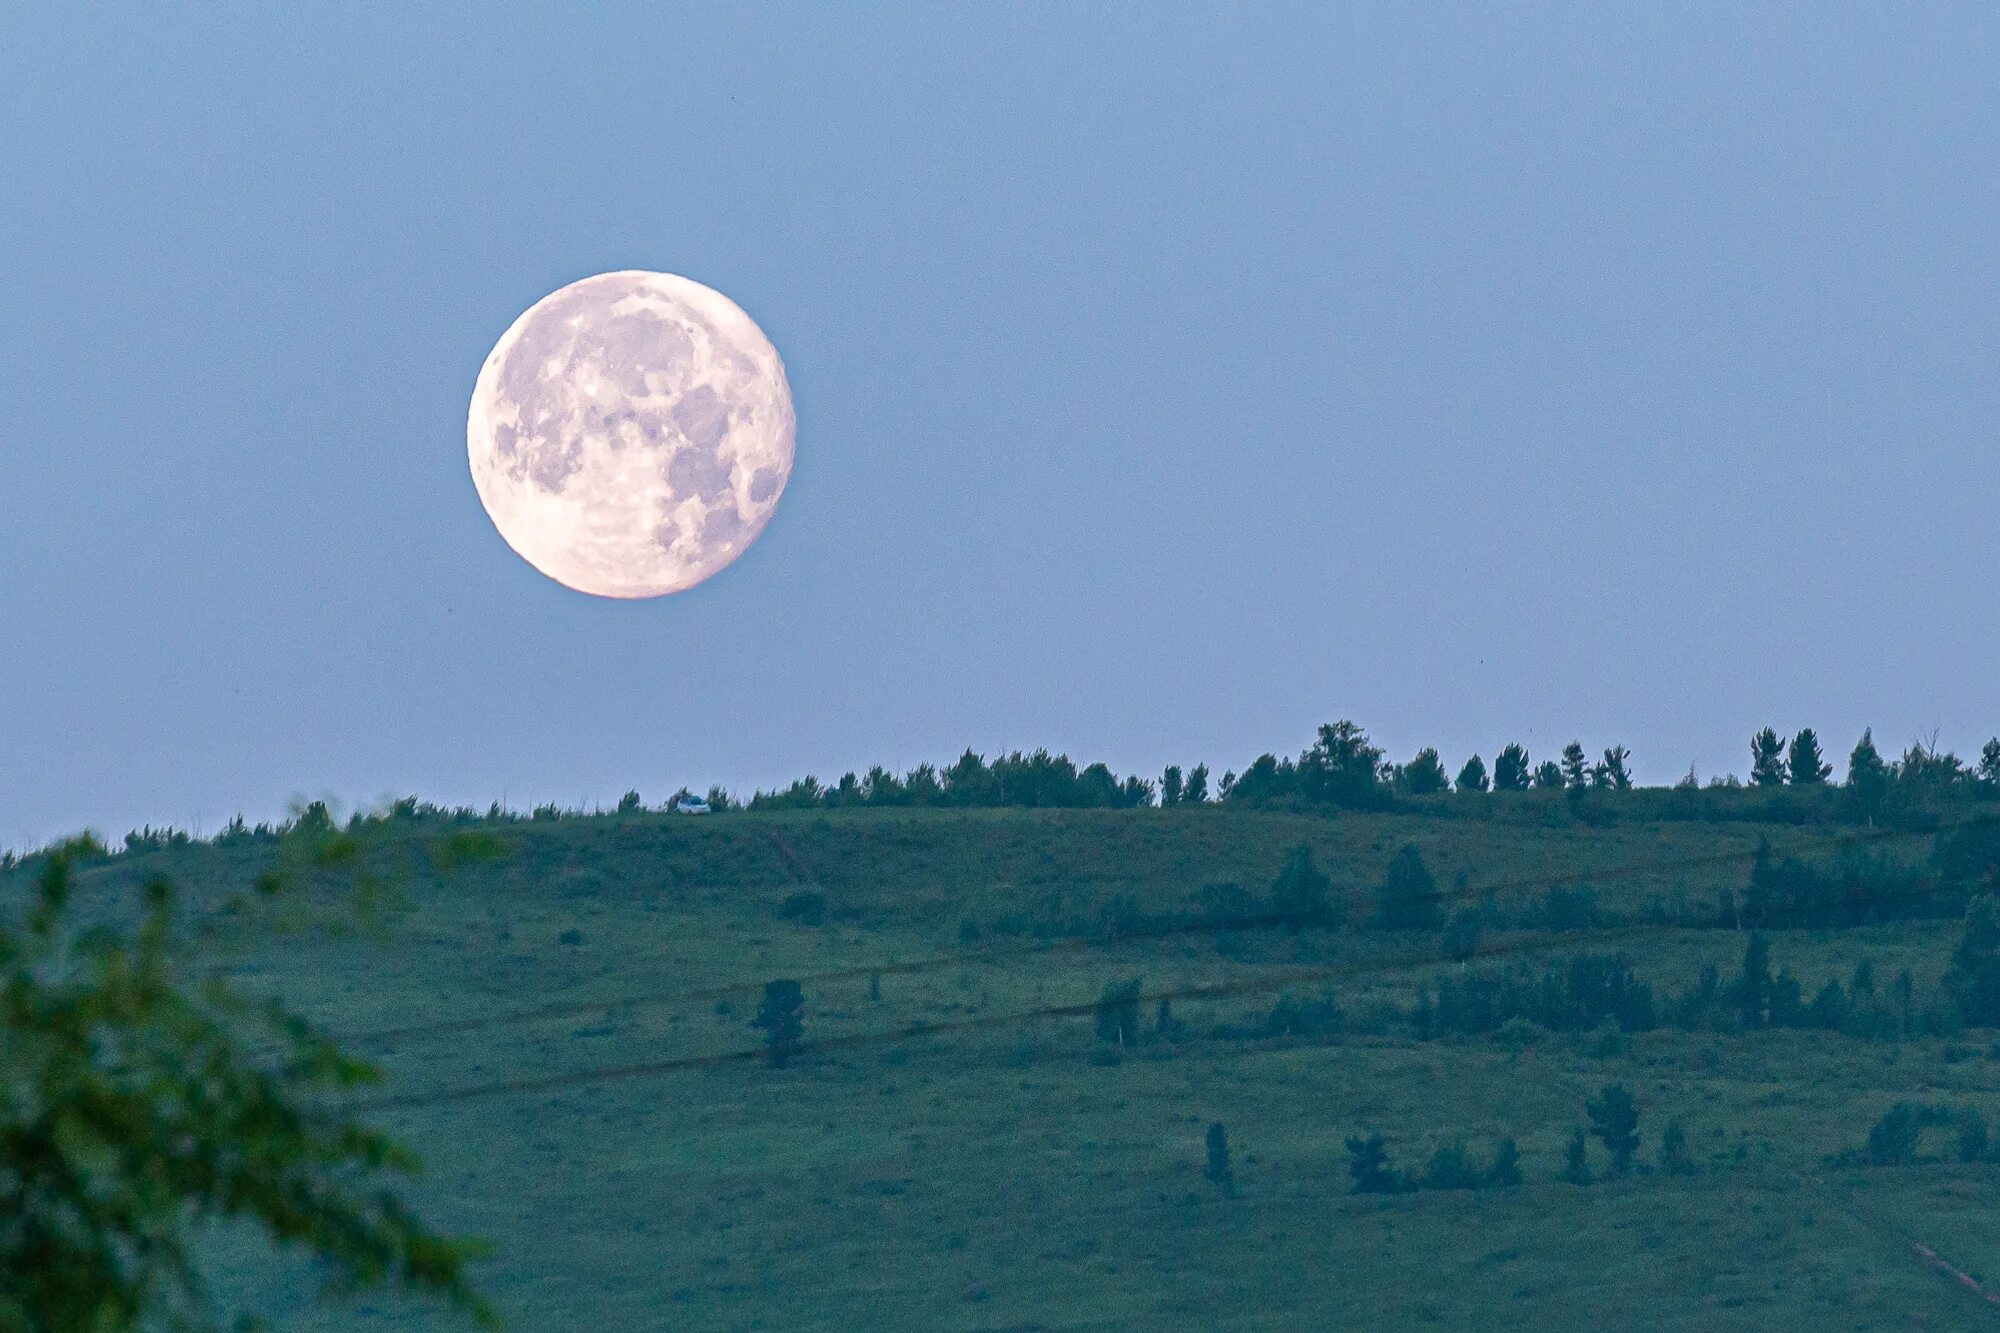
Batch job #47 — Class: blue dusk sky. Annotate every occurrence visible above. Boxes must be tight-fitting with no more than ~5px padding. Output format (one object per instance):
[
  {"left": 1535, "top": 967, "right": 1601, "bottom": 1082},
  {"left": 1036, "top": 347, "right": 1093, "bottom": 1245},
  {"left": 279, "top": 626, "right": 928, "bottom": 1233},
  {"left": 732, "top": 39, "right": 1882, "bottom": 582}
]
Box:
[{"left": 3, "top": 4, "right": 1997, "bottom": 845}]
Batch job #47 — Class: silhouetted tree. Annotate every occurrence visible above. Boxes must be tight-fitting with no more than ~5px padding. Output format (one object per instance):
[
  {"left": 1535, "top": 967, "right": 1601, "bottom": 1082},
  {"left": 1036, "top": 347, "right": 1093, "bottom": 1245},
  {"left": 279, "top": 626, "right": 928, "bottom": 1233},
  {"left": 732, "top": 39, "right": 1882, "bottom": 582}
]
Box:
[
  {"left": 1750, "top": 729, "right": 1787, "bottom": 787},
  {"left": 862, "top": 765, "right": 906, "bottom": 806},
  {"left": 1442, "top": 910, "right": 1483, "bottom": 965},
  {"left": 1160, "top": 765, "right": 1184, "bottom": 807},
  {"left": 943, "top": 749, "right": 1002, "bottom": 806},
  {"left": 1270, "top": 843, "right": 1336, "bottom": 928},
  {"left": 1398, "top": 748, "right": 1451, "bottom": 796},
  {"left": 1658, "top": 1119, "right": 1696, "bottom": 1176},
  {"left": 1422, "top": 1140, "right": 1481, "bottom": 1190},
  {"left": 1205, "top": 1122, "right": 1235, "bottom": 1195},
  {"left": 1731, "top": 932, "right": 1774, "bottom": 1029},
  {"left": 1487, "top": 1138, "right": 1523, "bottom": 1187},
  {"left": 616, "top": 789, "right": 643, "bottom": 814},
  {"left": 1561, "top": 1128, "right": 1594, "bottom": 1185},
  {"left": 1492, "top": 744, "right": 1531, "bottom": 792},
  {"left": 1788, "top": 729, "right": 1832, "bottom": 785},
  {"left": 1095, "top": 978, "right": 1144, "bottom": 1049},
  {"left": 1184, "top": 763, "right": 1210, "bottom": 804},
  {"left": 1560, "top": 743, "right": 1590, "bottom": 789},
  {"left": 1981, "top": 740, "right": 2000, "bottom": 788},
  {"left": 1586, "top": 1084, "right": 1640, "bottom": 1175},
  {"left": 1457, "top": 755, "right": 1490, "bottom": 793},
  {"left": 1299, "top": 720, "right": 1386, "bottom": 808},
  {"left": 1597, "top": 745, "right": 1633, "bottom": 791},
  {"left": 1947, "top": 895, "right": 2000, "bottom": 1028},
  {"left": 1345, "top": 1132, "right": 1405, "bottom": 1194},
  {"left": 1374, "top": 844, "right": 1443, "bottom": 932},
  {"left": 1867, "top": 1103, "right": 1925, "bottom": 1166},
  {"left": 754, "top": 979, "right": 806, "bottom": 1066},
  {"left": 1533, "top": 760, "right": 1566, "bottom": 789},
  {"left": 1848, "top": 730, "right": 1889, "bottom": 817}
]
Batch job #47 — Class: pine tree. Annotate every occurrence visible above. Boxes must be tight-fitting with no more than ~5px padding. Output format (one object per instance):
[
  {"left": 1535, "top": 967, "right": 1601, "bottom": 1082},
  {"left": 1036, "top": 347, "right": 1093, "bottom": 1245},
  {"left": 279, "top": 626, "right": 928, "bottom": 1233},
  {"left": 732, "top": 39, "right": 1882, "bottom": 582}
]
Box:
[
  {"left": 1560, "top": 743, "right": 1590, "bottom": 789},
  {"left": 1561, "top": 1128, "right": 1594, "bottom": 1185},
  {"left": 1848, "top": 730, "right": 1889, "bottom": 814},
  {"left": 1978, "top": 740, "right": 2000, "bottom": 788},
  {"left": 1421, "top": 1140, "right": 1481, "bottom": 1190},
  {"left": 1160, "top": 765, "right": 1184, "bottom": 807},
  {"left": 1948, "top": 895, "right": 2000, "bottom": 1027},
  {"left": 1183, "top": 763, "right": 1210, "bottom": 804},
  {"left": 1094, "top": 978, "right": 1144, "bottom": 1048},
  {"left": 754, "top": 979, "right": 806, "bottom": 1067},
  {"left": 1345, "top": 1132, "right": 1404, "bottom": 1194},
  {"left": 1204, "top": 1122, "right": 1235, "bottom": 1194},
  {"left": 1374, "top": 844, "right": 1444, "bottom": 932},
  {"left": 1750, "top": 728, "right": 1788, "bottom": 786},
  {"left": 1271, "top": 843, "right": 1335, "bottom": 927},
  {"left": 1487, "top": 1137, "right": 1523, "bottom": 1187},
  {"left": 1788, "top": 728, "right": 1832, "bottom": 785},
  {"left": 1456, "top": 755, "right": 1490, "bottom": 793},
  {"left": 1586, "top": 1084, "right": 1640, "bottom": 1175},
  {"left": 1598, "top": 745, "right": 1633, "bottom": 790},
  {"left": 1658, "top": 1119, "right": 1696, "bottom": 1176},
  {"left": 1492, "top": 744, "right": 1531, "bottom": 792},
  {"left": 1732, "top": 933, "right": 1774, "bottom": 1029},
  {"left": 1398, "top": 748, "right": 1451, "bottom": 796},
  {"left": 1533, "top": 760, "right": 1567, "bottom": 789}
]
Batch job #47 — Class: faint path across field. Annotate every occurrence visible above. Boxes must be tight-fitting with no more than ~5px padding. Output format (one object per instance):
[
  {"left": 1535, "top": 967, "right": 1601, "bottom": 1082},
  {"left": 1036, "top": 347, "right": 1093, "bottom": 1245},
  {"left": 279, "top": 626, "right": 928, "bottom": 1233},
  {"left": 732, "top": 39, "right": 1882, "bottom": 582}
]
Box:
[{"left": 1814, "top": 1176, "right": 2000, "bottom": 1316}]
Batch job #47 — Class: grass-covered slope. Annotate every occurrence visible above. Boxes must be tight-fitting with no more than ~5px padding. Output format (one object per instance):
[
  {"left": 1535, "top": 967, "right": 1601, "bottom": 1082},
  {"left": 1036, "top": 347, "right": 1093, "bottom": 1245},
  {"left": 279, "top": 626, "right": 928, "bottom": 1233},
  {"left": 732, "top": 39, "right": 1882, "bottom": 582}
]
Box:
[{"left": 55, "top": 804, "right": 2000, "bottom": 1329}]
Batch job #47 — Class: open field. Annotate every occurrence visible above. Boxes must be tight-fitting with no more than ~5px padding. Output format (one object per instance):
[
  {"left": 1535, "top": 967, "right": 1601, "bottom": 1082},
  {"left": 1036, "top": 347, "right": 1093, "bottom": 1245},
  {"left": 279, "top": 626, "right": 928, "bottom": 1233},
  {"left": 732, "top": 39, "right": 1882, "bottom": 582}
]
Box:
[{"left": 50, "top": 805, "right": 2000, "bottom": 1329}]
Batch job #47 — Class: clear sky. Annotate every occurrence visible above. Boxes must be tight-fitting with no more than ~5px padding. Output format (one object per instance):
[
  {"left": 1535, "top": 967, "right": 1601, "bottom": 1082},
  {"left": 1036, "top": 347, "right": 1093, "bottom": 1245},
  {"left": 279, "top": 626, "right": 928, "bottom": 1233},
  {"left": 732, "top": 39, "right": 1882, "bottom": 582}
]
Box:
[{"left": 4, "top": 4, "right": 1996, "bottom": 847}]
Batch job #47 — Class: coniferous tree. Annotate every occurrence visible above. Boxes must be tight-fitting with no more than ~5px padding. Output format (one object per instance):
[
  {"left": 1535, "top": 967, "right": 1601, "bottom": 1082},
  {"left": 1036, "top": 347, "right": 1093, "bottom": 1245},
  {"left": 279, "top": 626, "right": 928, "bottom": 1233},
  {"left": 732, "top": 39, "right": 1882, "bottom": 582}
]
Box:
[
  {"left": 1398, "top": 747, "right": 1451, "bottom": 796},
  {"left": 1184, "top": 763, "right": 1210, "bottom": 804},
  {"left": 1160, "top": 765, "right": 1184, "bottom": 807},
  {"left": 1750, "top": 729, "right": 1788, "bottom": 787},
  {"left": 754, "top": 979, "right": 806, "bottom": 1067},
  {"left": 1094, "top": 978, "right": 1145, "bottom": 1048},
  {"left": 1487, "top": 1138, "right": 1523, "bottom": 1187},
  {"left": 1297, "top": 720, "right": 1387, "bottom": 808},
  {"left": 1947, "top": 895, "right": 2000, "bottom": 1028},
  {"left": 1374, "top": 844, "right": 1444, "bottom": 932},
  {"left": 1788, "top": 729, "right": 1833, "bottom": 785},
  {"left": 1457, "top": 755, "right": 1490, "bottom": 793},
  {"left": 1981, "top": 740, "right": 2000, "bottom": 788},
  {"left": 1533, "top": 760, "right": 1567, "bottom": 789},
  {"left": 1561, "top": 1128, "right": 1594, "bottom": 1185},
  {"left": 1586, "top": 1084, "right": 1640, "bottom": 1175},
  {"left": 1560, "top": 743, "right": 1590, "bottom": 789},
  {"left": 1492, "top": 744, "right": 1531, "bottom": 792},
  {"left": 1442, "top": 910, "right": 1483, "bottom": 964},
  {"left": 1597, "top": 745, "right": 1633, "bottom": 791},
  {"left": 1204, "top": 1122, "right": 1235, "bottom": 1195},
  {"left": 1345, "top": 1132, "right": 1404, "bottom": 1194},
  {"left": 1658, "top": 1119, "right": 1696, "bottom": 1176},
  {"left": 1732, "top": 933, "right": 1774, "bottom": 1029},
  {"left": 1848, "top": 730, "right": 1889, "bottom": 816},
  {"left": 1270, "top": 843, "right": 1336, "bottom": 927},
  {"left": 1421, "top": 1141, "right": 1481, "bottom": 1190}
]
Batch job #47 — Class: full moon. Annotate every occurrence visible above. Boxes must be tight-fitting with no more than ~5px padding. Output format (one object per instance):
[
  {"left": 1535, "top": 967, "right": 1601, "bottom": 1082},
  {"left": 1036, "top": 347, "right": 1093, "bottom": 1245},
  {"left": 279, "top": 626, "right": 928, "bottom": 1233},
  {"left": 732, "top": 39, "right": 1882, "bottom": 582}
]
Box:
[{"left": 467, "top": 270, "right": 795, "bottom": 598}]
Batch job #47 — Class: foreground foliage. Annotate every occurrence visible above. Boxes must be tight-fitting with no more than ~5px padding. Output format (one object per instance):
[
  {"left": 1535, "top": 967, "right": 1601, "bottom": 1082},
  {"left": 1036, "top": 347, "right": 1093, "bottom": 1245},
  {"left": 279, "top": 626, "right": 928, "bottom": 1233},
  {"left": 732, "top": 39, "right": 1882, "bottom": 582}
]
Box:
[{"left": 0, "top": 845, "right": 492, "bottom": 1331}]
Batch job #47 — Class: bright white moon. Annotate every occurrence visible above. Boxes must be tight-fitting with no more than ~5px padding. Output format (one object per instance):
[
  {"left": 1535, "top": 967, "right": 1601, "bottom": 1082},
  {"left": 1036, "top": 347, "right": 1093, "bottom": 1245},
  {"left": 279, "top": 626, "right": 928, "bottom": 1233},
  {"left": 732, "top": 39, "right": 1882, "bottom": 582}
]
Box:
[{"left": 467, "top": 270, "right": 795, "bottom": 598}]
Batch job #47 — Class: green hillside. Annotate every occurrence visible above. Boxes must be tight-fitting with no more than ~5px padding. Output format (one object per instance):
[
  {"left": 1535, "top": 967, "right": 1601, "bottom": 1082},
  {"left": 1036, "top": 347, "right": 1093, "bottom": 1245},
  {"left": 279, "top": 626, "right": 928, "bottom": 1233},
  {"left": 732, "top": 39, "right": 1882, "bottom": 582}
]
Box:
[{"left": 32, "top": 799, "right": 2000, "bottom": 1329}]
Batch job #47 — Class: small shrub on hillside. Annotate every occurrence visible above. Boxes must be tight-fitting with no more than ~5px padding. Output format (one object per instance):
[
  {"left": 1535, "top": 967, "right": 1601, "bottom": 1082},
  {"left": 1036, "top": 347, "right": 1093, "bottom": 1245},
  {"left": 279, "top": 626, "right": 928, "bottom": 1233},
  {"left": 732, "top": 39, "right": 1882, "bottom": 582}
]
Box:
[
  {"left": 779, "top": 891, "right": 828, "bottom": 926},
  {"left": 1373, "top": 845, "right": 1443, "bottom": 932},
  {"left": 1345, "top": 1132, "right": 1407, "bottom": 1195},
  {"left": 1204, "top": 1122, "right": 1235, "bottom": 1195},
  {"left": 1487, "top": 1138, "right": 1523, "bottom": 1187},
  {"left": 1658, "top": 1120, "right": 1696, "bottom": 1176},
  {"left": 754, "top": 979, "right": 806, "bottom": 1067},
  {"left": 1095, "top": 978, "right": 1144, "bottom": 1048},
  {"left": 1421, "top": 1141, "right": 1481, "bottom": 1191},
  {"left": 1586, "top": 1084, "right": 1640, "bottom": 1175},
  {"left": 1562, "top": 1129, "right": 1594, "bottom": 1186},
  {"left": 1958, "top": 1110, "right": 1991, "bottom": 1164}
]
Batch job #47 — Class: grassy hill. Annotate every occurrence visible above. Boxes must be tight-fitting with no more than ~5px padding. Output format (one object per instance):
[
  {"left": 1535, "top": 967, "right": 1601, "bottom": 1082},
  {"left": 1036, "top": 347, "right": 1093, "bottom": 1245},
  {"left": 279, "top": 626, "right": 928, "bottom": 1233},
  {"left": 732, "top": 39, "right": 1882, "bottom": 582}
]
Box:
[{"left": 39, "top": 802, "right": 2000, "bottom": 1329}]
